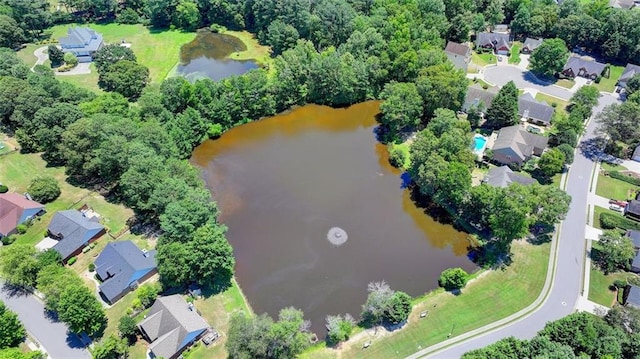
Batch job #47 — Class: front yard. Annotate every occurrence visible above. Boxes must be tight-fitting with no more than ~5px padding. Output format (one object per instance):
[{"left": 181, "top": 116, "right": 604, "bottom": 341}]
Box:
[
  {"left": 471, "top": 51, "right": 497, "bottom": 67},
  {"left": 596, "top": 173, "right": 638, "bottom": 200},
  {"left": 588, "top": 266, "right": 635, "bottom": 307},
  {"left": 535, "top": 93, "right": 569, "bottom": 113},
  {"left": 596, "top": 65, "right": 625, "bottom": 93},
  {"left": 509, "top": 43, "right": 522, "bottom": 64}
]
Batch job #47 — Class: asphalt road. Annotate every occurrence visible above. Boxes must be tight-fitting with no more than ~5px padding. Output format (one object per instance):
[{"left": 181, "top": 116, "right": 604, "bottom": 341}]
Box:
[
  {"left": 412, "top": 93, "right": 621, "bottom": 358},
  {"left": 0, "top": 284, "right": 91, "bottom": 359},
  {"left": 483, "top": 66, "right": 573, "bottom": 101}
]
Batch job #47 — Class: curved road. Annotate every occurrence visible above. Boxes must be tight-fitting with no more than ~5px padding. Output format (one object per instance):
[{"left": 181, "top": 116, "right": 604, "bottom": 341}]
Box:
[
  {"left": 408, "top": 86, "right": 620, "bottom": 358},
  {"left": 483, "top": 66, "right": 573, "bottom": 101}
]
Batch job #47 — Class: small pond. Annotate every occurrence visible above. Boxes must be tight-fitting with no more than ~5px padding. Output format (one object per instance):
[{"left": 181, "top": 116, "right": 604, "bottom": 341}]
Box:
[
  {"left": 191, "top": 102, "right": 477, "bottom": 336},
  {"left": 176, "top": 30, "right": 258, "bottom": 82}
]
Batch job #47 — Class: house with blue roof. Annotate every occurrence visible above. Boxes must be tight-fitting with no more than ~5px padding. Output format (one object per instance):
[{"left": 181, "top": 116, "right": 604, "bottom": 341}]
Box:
[
  {"left": 95, "top": 240, "right": 157, "bottom": 304},
  {"left": 48, "top": 210, "right": 105, "bottom": 262},
  {"left": 59, "top": 27, "right": 104, "bottom": 62}
]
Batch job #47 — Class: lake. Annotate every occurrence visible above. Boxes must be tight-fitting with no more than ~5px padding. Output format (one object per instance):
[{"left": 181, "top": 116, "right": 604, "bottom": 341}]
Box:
[
  {"left": 176, "top": 30, "right": 258, "bottom": 82},
  {"left": 191, "top": 102, "right": 476, "bottom": 336}
]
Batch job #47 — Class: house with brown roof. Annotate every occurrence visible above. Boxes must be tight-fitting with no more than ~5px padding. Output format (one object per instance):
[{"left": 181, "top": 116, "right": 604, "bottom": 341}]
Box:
[
  {"left": 521, "top": 38, "right": 543, "bottom": 54},
  {"left": 444, "top": 41, "right": 471, "bottom": 71},
  {"left": 0, "top": 193, "right": 44, "bottom": 238},
  {"left": 476, "top": 32, "right": 511, "bottom": 55},
  {"left": 561, "top": 57, "right": 606, "bottom": 79},
  {"left": 490, "top": 125, "right": 548, "bottom": 166}
]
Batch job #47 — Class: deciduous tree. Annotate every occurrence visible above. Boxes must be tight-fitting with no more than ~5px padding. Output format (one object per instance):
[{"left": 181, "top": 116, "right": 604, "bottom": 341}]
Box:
[
  {"left": 27, "top": 176, "right": 60, "bottom": 203},
  {"left": 0, "top": 301, "right": 25, "bottom": 349},
  {"left": 93, "top": 44, "right": 137, "bottom": 74},
  {"left": 98, "top": 60, "right": 149, "bottom": 100},
  {"left": 538, "top": 148, "right": 565, "bottom": 177},
  {"left": 438, "top": 267, "right": 468, "bottom": 290},
  {"left": 529, "top": 38, "right": 569, "bottom": 77},
  {"left": 378, "top": 82, "right": 423, "bottom": 139},
  {"left": 595, "top": 230, "right": 635, "bottom": 273}
]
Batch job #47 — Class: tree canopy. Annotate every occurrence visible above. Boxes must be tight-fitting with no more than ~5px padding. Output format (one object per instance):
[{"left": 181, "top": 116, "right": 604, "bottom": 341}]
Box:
[{"left": 530, "top": 38, "right": 569, "bottom": 77}]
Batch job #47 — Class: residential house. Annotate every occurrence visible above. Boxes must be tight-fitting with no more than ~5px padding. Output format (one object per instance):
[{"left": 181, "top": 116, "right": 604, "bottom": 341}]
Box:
[
  {"left": 444, "top": 41, "right": 471, "bottom": 71},
  {"left": 48, "top": 210, "right": 105, "bottom": 262},
  {"left": 476, "top": 32, "right": 511, "bottom": 55},
  {"left": 521, "top": 38, "right": 543, "bottom": 54},
  {"left": 0, "top": 193, "right": 44, "bottom": 238},
  {"left": 138, "top": 295, "right": 210, "bottom": 359},
  {"left": 59, "top": 27, "right": 104, "bottom": 63},
  {"left": 618, "top": 63, "right": 640, "bottom": 89},
  {"left": 627, "top": 230, "right": 640, "bottom": 249},
  {"left": 609, "top": 0, "right": 637, "bottom": 9},
  {"left": 632, "top": 252, "right": 640, "bottom": 273},
  {"left": 491, "top": 125, "right": 549, "bottom": 166},
  {"left": 483, "top": 166, "right": 537, "bottom": 188},
  {"left": 95, "top": 240, "right": 157, "bottom": 304},
  {"left": 561, "top": 57, "right": 606, "bottom": 79},
  {"left": 627, "top": 285, "right": 640, "bottom": 309},
  {"left": 462, "top": 84, "right": 499, "bottom": 114},
  {"left": 518, "top": 93, "right": 554, "bottom": 126},
  {"left": 625, "top": 200, "right": 640, "bottom": 221},
  {"left": 493, "top": 24, "right": 509, "bottom": 34},
  {"left": 632, "top": 144, "right": 640, "bottom": 162}
]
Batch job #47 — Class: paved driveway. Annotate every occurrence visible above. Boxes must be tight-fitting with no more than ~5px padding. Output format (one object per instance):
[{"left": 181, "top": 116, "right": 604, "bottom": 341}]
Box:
[
  {"left": 0, "top": 284, "right": 90, "bottom": 359},
  {"left": 483, "top": 66, "right": 573, "bottom": 100}
]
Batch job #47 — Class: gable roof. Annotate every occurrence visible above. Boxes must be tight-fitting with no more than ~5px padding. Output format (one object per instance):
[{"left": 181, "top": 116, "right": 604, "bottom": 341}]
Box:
[
  {"left": 463, "top": 84, "right": 499, "bottom": 111},
  {"left": 49, "top": 210, "right": 104, "bottom": 260},
  {"left": 627, "top": 230, "right": 640, "bottom": 248},
  {"left": 609, "top": 0, "right": 636, "bottom": 8},
  {"left": 0, "top": 193, "right": 44, "bottom": 237},
  {"left": 619, "top": 63, "right": 640, "bottom": 85},
  {"left": 628, "top": 285, "right": 640, "bottom": 308},
  {"left": 59, "top": 27, "right": 103, "bottom": 52},
  {"left": 492, "top": 125, "right": 549, "bottom": 162},
  {"left": 523, "top": 38, "right": 543, "bottom": 51},
  {"left": 518, "top": 93, "right": 554, "bottom": 125},
  {"left": 139, "top": 295, "right": 209, "bottom": 359},
  {"left": 476, "top": 32, "right": 510, "bottom": 50},
  {"left": 444, "top": 41, "right": 470, "bottom": 57},
  {"left": 483, "top": 166, "right": 537, "bottom": 188},
  {"left": 563, "top": 57, "right": 606, "bottom": 76},
  {"left": 627, "top": 200, "right": 640, "bottom": 216},
  {"left": 95, "top": 240, "right": 157, "bottom": 303}
]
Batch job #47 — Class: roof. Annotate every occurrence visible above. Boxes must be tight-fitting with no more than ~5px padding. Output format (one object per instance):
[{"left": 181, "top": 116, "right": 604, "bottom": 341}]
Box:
[
  {"left": 49, "top": 210, "right": 104, "bottom": 259},
  {"left": 492, "top": 125, "right": 549, "bottom": 162},
  {"left": 95, "top": 240, "right": 157, "bottom": 303},
  {"left": 493, "top": 24, "right": 509, "bottom": 33},
  {"left": 138, "top": 295, "right": 209, "bottom": 359},
  {"left": 609, "top": 0, "right": 636, "bottom": 8},
  {"left": 518, "top": 93, "right": 554, "bottom": 125},
  {"left": 523, "top": 38, "right": 543, "bottom": 51},
  {"left": 59, "top": 27, "right": 103, "bottom": 52},
  {"left": 563, "top": 57, "right": 606, "bottom": 76},
  {"left": 0, "top": 193, "right": 44, "bottom": 236},
  {"left": 476, "top": 32, "right": 510, "bottom": 50},
  {"left": 483, "top": 166, "right": 537, "bottom": 188},
  {"left": 444, "top": 41, "right": 470, "bottom": 57},
  {"left": 634, "top": 144, "right": 640, "bottom": 159},
  {"left": 627, "top": 200, "right": 640, "bottom": 216},
  {"left": 619, "top": 63, "right": 640, "bottom": 84},
  {"left": 463, "top": 84, "right": 498, "bottom": 111},
  {"left": 628, "top": 285, "right": 640, "bottom": 308},
  {"left": 627, "top": 230, "right": 640, "bottom": 248}
]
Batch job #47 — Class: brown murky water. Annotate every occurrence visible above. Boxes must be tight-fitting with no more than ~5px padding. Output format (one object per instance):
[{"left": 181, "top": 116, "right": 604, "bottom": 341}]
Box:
[
  {"left": 191, "top": 102, "right": 476, "bottom": 335},
  {"left": 176, "top": 31, "right": 257, "bottom": 82}
]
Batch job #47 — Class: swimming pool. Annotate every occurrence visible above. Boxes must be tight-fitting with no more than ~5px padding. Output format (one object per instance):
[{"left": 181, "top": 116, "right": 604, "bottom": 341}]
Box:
[{"left": 473, "top": 134, "right": 488, "bottom": 153}]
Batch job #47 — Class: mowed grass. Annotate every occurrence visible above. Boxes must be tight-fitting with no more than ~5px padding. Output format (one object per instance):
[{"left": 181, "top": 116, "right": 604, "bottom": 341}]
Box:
[
  {"left": 596, "top": 173, "right": 639, "bottom": 200},
  {"left": 223, "top": 30, "right": 272, "bottom": 66},
  {"left": 588, "top": 266, "right": 635, "bottom": 307},
  {"left": 303, "top": 240, "right": 550, "bottom": 359},
  {"left": 555, "top": 79, "right": 575, "bottom": 89},
  {"left": 596, "top": 65, "right": 625, "bottom": 93},
  {"left": 601, "top": 162, "right": 627, "bottom": 172},
  {"left": 509, "top": 43, "right": 522, "bottom": 64},
  {"left": 535, "top": 93, "right": 569, "bottom": 113},
  {"left": 57, "top": 63, "right": 102, "bottom": 93},
  {"left": 471, "top": 51, "right": 496, "bottom": 67}
]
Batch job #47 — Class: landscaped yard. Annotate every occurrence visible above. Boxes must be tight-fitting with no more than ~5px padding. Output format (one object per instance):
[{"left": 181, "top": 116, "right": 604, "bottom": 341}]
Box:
[
  {"left": 471, "top": 51, "right": 496, "bottom": 67},
  {"left": 588, "top": 266, "right": 635, "bottom": 307},
  {"left": 535, "top": 93, "right": 569, "bottom": 113},
  {"left": 596, "top": 173, "right": 639, "bottom": 200},
  {"left": 596, "top": 65, "right": 625, "bottom": 93},
  {"left": 555, "top": 79, "right": 575, "bottom": 89},
  {"left": 601, "top": 162, "right": 628, "bottom": 172},
  {"left": 592, "top": 205, "right": 622, "bottom": 229},
  {"left": 509, "top": 43, "right": 522, "bottom": 64},
  {"left": 302, "top": 240, "right": 550, "bottom": 359}
]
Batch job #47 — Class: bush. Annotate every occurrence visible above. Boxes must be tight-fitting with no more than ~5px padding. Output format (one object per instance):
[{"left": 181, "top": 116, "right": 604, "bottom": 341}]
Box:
[
  {"left": 600, "top": 212, "right": 640, "bottom": 230},
  {"left": 16, "top": 224, "right": 27, "bottom": 234},
  {"left": 210, "top": 24, "right": 225, "bottom": 33},
  {"left": 594, "top": 75, "right": 601, "bottom": 84},
  {"left": 0, "top": 184, "right": 8, "bottom": 193},
  {"left": 1, "top": 235, "right": 17, "bottom": 245},
  {"left": 608, "top": 171, "right": 640, "bottom": 186},
  {"left": 63, "top": 52, "right": 78, "bottom": 67},
  {"left": 88, "top": 263, "right": 95, "bottom": 272},
  {"left": 27, "top": 176, "right": 61, "bottom": 203},
  {"left": 613, "top": 279, "right": 627, "bottom": 289},
  {"left": 67, "top": 256, "right": 77, "bottom": 265},
  {"left": 439, "top": 267, "right": 469, "bottom": 290},
  {"left": 116, "top": 8, "right": 140, "bottom": 24},
  {"left": 388, "top": 146, "right": 407, "bottom": 168},
  {"left": 136, "top": 283, "right": 160, "bottom": 308},
  {"left": 118, "top": 315, "right": 137, "bottom": 341},
  {"left": 207, "top": 123, "right": 223, "bottom": 139}
]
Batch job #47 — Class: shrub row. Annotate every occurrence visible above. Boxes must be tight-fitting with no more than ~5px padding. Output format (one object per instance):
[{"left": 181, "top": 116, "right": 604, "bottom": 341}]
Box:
[
  {"left": 600, "top": 212, "right": 640, "bottom": 230},
  {"left": 608, "top": 170, "right": 640, "bottom": 187}
]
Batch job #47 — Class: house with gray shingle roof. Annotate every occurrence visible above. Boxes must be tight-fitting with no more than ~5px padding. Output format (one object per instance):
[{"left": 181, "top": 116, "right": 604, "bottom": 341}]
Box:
[
  {"left": 483, "top": 166, "right": 537, "bottom": 188},
  {"left": 561, "top": 57, "right": 606, "bottom": 79},
  {"left": 476, "top": 32, "right": 511, "bottom": 55},
  {"left": 491, "top": 125, "right": 548, "bottom": 166},
  {"left": 138, "top": 295, "right": 210, "bottom": 359},
  {"left": 518, "top": 93, "right": 555, "bottom": 126},
  {"left": 627, "top": 230, "right": 640, "bottom": 249},
  {"left": 0, "top": 193, "right": 44, "bottom": 238},
  {"left": 618, "top": 63, "right": 640, "bottom": 89},
  {"left": 522, "top": 38, "right": 543, "bottom": 54},
  {"left": 48, "top": 210, "right": 105, "bottom": 262},
  {"left": 59, "top": 27, "right": 104, "bottom": 63},
  {"left": 609, "top": 0, "right": 636, "bottom": 9},
  {"left": 444, "top": 41, "right": 471, "bottom": 71},
  {"left": 627, "top": 285, "right": 640, "bottom": 309},
  {"left": 463, "top": 84, "right": 499, "bottom": 114},
  {"left": 95, "top": 240, "right": 157, "bottom": 304}
]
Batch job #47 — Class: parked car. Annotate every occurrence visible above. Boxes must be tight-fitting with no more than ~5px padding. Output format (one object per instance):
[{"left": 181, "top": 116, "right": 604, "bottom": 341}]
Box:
[
  {"left": 610, "top": 204, "right": 624, "bottom": 212},
  {"left": 609, "top": 199, "right": 628, "bottom": 207}
]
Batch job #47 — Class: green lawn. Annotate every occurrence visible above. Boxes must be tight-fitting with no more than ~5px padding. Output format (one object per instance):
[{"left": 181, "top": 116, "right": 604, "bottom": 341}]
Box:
[
  {"left": 555, "top": 79, "right": 575, "bottom": 89},
  {"left": 601, "top": 162, "right": 628, "bottom": 172},
  {"left": 588, "top": 266, "right": 635, "bottom": 307},
  {"left": 596, "top": 65, "right": 625, "bottom": 93},
  {"left": 595, "top": 173, "right": 639, "bottom": 200},
  {"left": 303, "top": 240, "right": 550, "bottom": 359},
  {"left": 471, "top": 51, "right": 496, "bottom": 67},
  {"left": 57, "top": 64, "right": 102, "bottom": 93},
  {"left": 509, "top": 43, "right": 522, "bottom": 64},
  {"left": 535, "top": 93, "right": 569, "bottom": 113}
]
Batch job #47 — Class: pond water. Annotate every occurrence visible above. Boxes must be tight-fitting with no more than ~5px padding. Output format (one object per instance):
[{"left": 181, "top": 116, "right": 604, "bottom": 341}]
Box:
[
  {"left": 191, "top": 102, "right": 476, "bottom": 336},
  {"left": 176, "top": 31, "right": 258, "bottom": 82}
]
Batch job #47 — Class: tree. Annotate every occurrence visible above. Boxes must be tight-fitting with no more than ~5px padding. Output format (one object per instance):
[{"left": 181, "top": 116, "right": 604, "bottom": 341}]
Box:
[
  {"left": 570, "top": 85, "right": 600, "bottom": 111},
  {"left": 56, "top": 284, "right": 107, "bottom": 337},
  {"left": 625, "top": 73, "right": 640, "bottom": 96},
  {"left": 0, "top": 245, "right": 39, "bottom": 288},
  {"left": 135, "top": 283, "right": 160, "bottom": 308},
  {"left": 361, "top": 281, "right": 394, "bottom": 325},
  {"left": 529, "top": 38, "right": 569, "bottom": 77},
  {"left": 595, "top": 230, "right": 635, "bottom": 273},
  {"left": 98, "top": 60, "right": 149, "bottom": 100},
  {"left": 47, "top": 45, "right": 64, "bottom": 66},
  {"left": 144, "top": 0, "right": 175, "bottom": 28},
  {"left": 485, "top": 81, "right": 519, "bottom": 128},
  {"left": 173, "top": 0, "right": 200, "bottom": 31},
  {"left": 0, "top": 301, "right": 25, "bottom": 349},
  {"left": 556, "top": 143, "right": 575, "bottom": 164},
  {"left": 188, "top": 223, "right": 235, "bottom": 289},
  {"left": 91, "top": 335, "right": 128, "bottom": 359},
  {"left": 484, "top": 0, "right": 505, "bottom": 30},
  {"left": 439, "top": 267, "right": 468, "bottom": 290},
  {"left": 0, "top": 15, "right": 26, "bottom": 49},
  {"left": 118, "top": 315, "right": 137, "bottom": 342},
  {"left": 596, "top": 101, "right": 640, "bottom": 144},
  {"left": 0, "top": 348, "right": 45, "bottom": 359},
  {"left": 538, "top": 148, "right": 565, "bottom": 177},
  {"left": 378, "top": 82, "right": 423, "bottom": 139},
  {"left": 93, "top": 44, "right": 137, "bottom": 74},
  {"left": 385, "top": 291, "right": 412, "bottom": 324},
  {"left": 266, "top": 20, "right": 300, "bottom": 56},
  {"left": 416, "top": 63, "right": 468, "bottom": 118},
  {"left": 63, "top": 52, "right": 77, "bottom": 67},
  {"left": 27, "top": 176, "right": 60, "bottom": 203},
  {"left": 325, "top": 314, "right": 355, "bottom": 345}
]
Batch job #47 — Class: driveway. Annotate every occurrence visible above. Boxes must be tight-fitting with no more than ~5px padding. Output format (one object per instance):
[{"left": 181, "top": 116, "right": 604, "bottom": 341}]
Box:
[
  {"left": 31, "top": 46, "right": 92, "bottom": 75},
  {"left": 32, "top": 46, "right": 49, "bottom": 69},
  {"left": 0, "top": 284, "right": 90, "bottom": 359},
  {"left": 483, "top": 66, "right": 573, "bottom": 100},
  {"left": 409, "top": 93, "right": 621, "bottom": 358}
]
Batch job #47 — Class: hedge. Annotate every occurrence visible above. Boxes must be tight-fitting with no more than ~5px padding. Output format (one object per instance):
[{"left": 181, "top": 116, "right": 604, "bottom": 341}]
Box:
[
  {"left": 0, "top": 184, "right": 7, "bottom": 193},
  {"left": 67, "top": 256, "right": 77, "bottom": 265},
  {"left": 608, "top": 171, "right": 640, "bottom": 186},
  {"left": 600, "top": 212, "right": 640, "bottom": 230}
]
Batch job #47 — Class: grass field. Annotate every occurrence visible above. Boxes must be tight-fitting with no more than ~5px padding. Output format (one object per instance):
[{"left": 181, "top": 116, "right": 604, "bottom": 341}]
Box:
[
  {"left": 555, "top": 79, "right": 575, "bottom": 89},
  {"left": 588, "top": 266, "right": 634, "bottom": 307},
  {"left": 596, "top": 173, "right": 638, "bottom": 200},
  {"left": 535, "top": 93, "right": 569, "bottom": 113},
  {"left": 509, "top": 43, "right": 522, "bottom": 64},
  {"left": 57, "top": 64, "right": 102, "bottom": 93},
  {"left": 596, "top": 65, "right": 625, "bottom": 93},
  {"left": 302, "top": 240, "right": 550, "bottom": 359}
]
